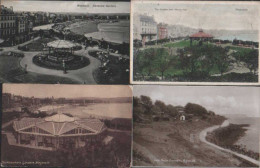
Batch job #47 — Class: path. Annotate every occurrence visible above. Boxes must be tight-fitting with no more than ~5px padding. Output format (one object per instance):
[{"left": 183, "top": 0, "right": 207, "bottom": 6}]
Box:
[
  {"left": 1, "top": 37, "right": 100, "bottom": 84},
  {"left": 0, "top": 37, "right": 41, "bottom": 53},
  {"left": 199, "top": 120, "right": 260, "bottom": 166},
  {"left": 18, "top": 47, "right": 100, "bottom": 84}
]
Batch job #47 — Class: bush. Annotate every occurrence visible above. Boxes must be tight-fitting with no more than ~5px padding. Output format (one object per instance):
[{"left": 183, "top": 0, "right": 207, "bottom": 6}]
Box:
[{"left": 185, "top": 103, "right": 208, "bottom": 116}]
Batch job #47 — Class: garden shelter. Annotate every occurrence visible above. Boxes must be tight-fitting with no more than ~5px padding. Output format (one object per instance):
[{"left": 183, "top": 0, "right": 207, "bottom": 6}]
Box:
[
  {"left": 189, "top": 30, "right": 213, "bottom": 46},
  {"left": 13, "top": 113, "right": 107, "bottom": 150}
]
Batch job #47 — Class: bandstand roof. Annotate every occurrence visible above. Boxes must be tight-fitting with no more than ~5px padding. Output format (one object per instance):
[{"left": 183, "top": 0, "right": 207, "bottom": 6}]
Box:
[
  {"left": 13, "top": 114, "right": 106, "bottom": 136},
  {"left": 190, "top": 30, "right": 213, "bottom": 38},
  {"left": 47, "top": 40, "right": 77, "bottom": 49}
]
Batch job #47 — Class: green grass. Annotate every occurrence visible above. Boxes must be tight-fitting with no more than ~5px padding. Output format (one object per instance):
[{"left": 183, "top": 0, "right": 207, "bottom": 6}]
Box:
[
  {"left": 163, "top": 40, "right": 200, "bottom": 48},
  {"left": 229, "top": 46, "right": 256, "bottom": 53}
]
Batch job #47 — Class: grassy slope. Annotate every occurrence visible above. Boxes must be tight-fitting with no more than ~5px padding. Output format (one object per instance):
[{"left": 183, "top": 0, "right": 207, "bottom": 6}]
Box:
[{"left": 133, "top": 116, "right": 253, "bottom": 167}]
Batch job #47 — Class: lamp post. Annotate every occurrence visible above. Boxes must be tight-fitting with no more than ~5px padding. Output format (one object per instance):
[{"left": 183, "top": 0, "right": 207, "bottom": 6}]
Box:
[{"left": 62, "top": 60, "right": 66, "bottom": 74}]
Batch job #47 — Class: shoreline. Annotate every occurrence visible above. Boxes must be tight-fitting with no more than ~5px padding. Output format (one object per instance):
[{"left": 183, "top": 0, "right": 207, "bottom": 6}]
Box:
[{"left": 199, "top": 120, "right": 260, "bottom": 167}]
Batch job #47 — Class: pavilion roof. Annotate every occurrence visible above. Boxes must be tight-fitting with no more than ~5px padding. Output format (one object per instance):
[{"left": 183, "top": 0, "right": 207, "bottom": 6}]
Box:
[
  {"left": 190, "top": 30, "right": 213, "bottom": 38},
  {"left": 13, "top": 114, "right": 106, "bottom": 136},
  {"left": 47, "top": 40, "right": 77, "bottom": 49}
]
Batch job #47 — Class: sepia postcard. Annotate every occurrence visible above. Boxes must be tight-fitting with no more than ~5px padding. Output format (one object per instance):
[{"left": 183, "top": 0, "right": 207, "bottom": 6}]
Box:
[
  {"left": 130, "top": 1, "right": 260, "bottom": 85},
  {"left": 0, "top": 0, "right": 130, "bottom": 84},
  {"left": 132, "top": 85, "right": 260, "bottom": 167},
  {"left": 0, "top": 84, "right": 132, "bottom": 168}
]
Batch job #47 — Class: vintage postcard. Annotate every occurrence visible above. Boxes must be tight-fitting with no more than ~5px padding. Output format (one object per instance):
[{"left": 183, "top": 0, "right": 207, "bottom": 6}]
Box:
[
  {"left": 0, "top": 0, "right": 130, "bottom": 84},
  {"left": 1, "top": 84, "right": 132, "bottom": 168},
  {"left": 130, "top": 1, "right": 260, "bottom": 85},
  {"left": 132, "top": 85, "right": 260, "bottom": 167}
]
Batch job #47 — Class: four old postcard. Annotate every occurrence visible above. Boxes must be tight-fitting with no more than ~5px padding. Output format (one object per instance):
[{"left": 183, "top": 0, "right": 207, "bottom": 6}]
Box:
[{"left": 0, "top": 0, "right": 260, "bottom": 168}]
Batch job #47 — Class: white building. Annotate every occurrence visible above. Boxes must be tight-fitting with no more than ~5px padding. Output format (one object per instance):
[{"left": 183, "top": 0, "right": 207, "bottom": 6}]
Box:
[{"left": 133, "top": 13, "right": 157, "bottom": 46}]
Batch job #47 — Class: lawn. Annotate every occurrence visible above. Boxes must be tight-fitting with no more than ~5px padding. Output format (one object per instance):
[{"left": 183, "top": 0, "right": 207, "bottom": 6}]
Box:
[
  {"left": 229, "top": 46, "right": 256, "bottom": 53},
  {"left": 0, "top": 55, "right": 79, "bottom": 84},
  {"left": 163, "top": 40, "right": 199, "bottom": 48},
  {"left": 23, "top": 37, "right": 56, "bottom": 51}
]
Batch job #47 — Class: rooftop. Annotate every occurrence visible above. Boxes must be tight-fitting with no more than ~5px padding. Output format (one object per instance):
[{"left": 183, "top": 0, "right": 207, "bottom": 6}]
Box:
[
  {"left": 45, "top": 113, "right": 75, "bottom": 122},
  {"left": 47, "top": 40, "right": 77, "bottom": 49},
  {"left": 13, "top": 114, "right": 106, "bottom": 136},
  {"left": 190, "top": 30, "right": 213, "bottom": 38}
]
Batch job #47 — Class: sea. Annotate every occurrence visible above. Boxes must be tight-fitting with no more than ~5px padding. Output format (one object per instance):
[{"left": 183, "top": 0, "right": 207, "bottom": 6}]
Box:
[
  {"left": 38, "top": 103, "right": 132, "bottom": 119},
  {"left": 215, "top": 33, "right": 258, "bottom": 42},
  {"left": 226, "top": 116, "right": 260, "bottom": 153}
]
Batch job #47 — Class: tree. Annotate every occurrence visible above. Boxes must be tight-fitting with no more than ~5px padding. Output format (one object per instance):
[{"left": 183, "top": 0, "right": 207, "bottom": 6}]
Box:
[
  {"left": 166, "top": 104, "right": 178, "bottom": 117},
  {"left": 154, "top": 100, "right": 167, "bottom": 113},
  {"left": 139, "top": 95, "right": 153, "bottom": 115},
  {"left": 184, "top": 103, "right": 208, "bottom": 116},
  {"left": 243, "top": 50, "right": 258, "bottom": 75},
  {"left": 134, "top": 48, "right": 156, "bottom": 79},
  {"left": 154, "top": 48, "right": 176, "bottom": 80},
  {"left": 140, "top": 95, "right": 153, "bottom": 107},
  {"left": 213, "top": 46, "right": 230, "bottom": 76}
]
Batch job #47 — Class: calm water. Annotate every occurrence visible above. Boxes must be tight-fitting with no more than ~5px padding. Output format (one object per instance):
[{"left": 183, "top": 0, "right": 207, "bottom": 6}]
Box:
[
  {"left": 84, "top": 21, "right": 130, "bottom": 44},
  {"left": 215, "top": 33, "right": 258, "bottom": 42},
  {"left": 38, "top": 103, "right": 132, "bottom": 119},
  {"left": 226, "top": 117, "right": 260, "bottom": 153}
]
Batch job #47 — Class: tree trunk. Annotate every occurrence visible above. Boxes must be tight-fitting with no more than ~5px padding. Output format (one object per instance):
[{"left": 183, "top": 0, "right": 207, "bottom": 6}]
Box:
[{"left": 161, "top": 71, "right": 164, "bottom": 80}]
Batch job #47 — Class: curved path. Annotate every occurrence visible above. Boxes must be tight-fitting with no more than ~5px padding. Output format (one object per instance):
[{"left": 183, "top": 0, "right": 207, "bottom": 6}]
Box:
[
  {"left": 199, "top": 120, "right": 260, "bottom": 166},
  {"left": 19, "top": 47, "right": 100, "bottom": 84},
  {"left": 1, "top": 38, "right": 100, "bottom": 84}
]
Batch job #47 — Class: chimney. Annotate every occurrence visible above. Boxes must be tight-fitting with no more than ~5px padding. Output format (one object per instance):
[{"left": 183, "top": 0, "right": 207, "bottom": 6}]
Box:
[{"left": 10, "top": 6, "right": 13, "bottom": 11}]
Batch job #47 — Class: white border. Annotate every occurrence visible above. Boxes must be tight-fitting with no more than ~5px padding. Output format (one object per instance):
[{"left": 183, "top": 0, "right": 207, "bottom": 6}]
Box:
[{"left": 130, "top": 0, "right": 260, "bottom": 86}]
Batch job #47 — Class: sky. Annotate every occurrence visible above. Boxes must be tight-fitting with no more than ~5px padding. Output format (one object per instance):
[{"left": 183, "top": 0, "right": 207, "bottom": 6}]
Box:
[
  {"left": 2, "top": 0, "right": 130, "bottom": 14},
  {"left": 133, "top": 85, "right": 260, "bottom": 117},
  {"left": 133, "top": 1, "right": 259, "bottom": 30},
  {"left": 3, "top": 84, "right": 132, "bottom": 98}
]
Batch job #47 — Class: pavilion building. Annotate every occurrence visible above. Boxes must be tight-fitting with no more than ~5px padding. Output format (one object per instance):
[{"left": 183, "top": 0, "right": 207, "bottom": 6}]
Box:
[
  {"left": 189, "top": 30, "right": 213, "bottom": 46},
  {"left": 13, "top": 114, "right": 107, "bottom": 150}
]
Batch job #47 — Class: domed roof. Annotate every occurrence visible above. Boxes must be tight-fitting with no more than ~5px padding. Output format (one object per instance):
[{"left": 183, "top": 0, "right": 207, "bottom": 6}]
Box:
[
  {"left": 45, "top": 113, "right": 75, "bottom": 122},
  {"left": 47, "top": 40, "right": 77, "bottom": 49}
]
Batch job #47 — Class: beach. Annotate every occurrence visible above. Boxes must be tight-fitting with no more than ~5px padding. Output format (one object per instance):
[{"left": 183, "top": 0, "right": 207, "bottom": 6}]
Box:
[
  {"left": 203, "top": 120, "right": 260, "bottom": 166},
  {"left": 227, "top": 117, "right": 260, "bottom": 153}
]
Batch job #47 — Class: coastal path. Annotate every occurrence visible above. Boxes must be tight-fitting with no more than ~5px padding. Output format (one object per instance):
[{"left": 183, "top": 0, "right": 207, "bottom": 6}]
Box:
[{"left": 199, "top": 120, "right": 260, "bottom": 166}]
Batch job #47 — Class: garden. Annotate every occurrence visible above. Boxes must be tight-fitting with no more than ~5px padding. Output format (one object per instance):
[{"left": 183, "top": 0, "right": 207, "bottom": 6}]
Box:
[
  {"left": 89, "top": 50, "right": 129, "bottom": 84},
  {"left": 134, "top": 40, "right": 258, "bottom": 82},
  {"left": 0, "top": 51, "right": 79, "bottom": 83},
  {"left": 33, "top": 53, "right": 90, "bottom": 71}
]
